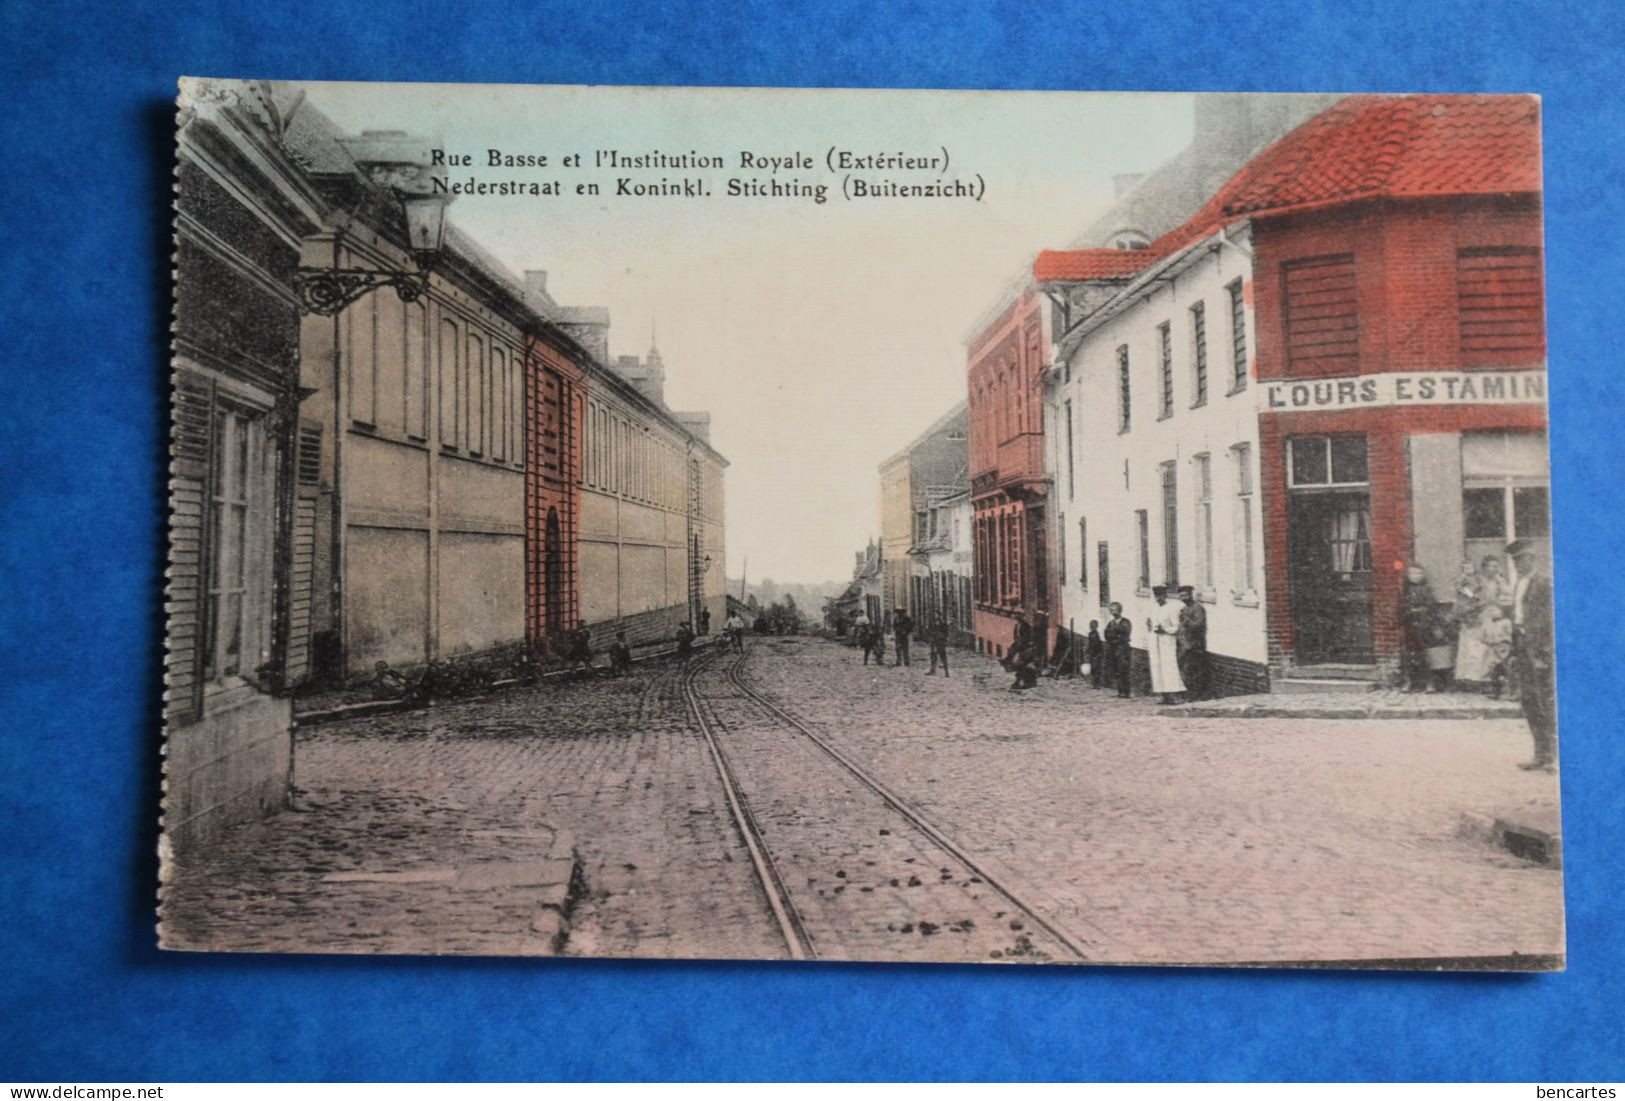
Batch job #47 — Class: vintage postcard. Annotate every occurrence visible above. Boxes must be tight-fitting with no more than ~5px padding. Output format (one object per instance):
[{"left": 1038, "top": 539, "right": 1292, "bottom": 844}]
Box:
[{"left": 161, "top": 80, "right": 1561, "bottom": 968}]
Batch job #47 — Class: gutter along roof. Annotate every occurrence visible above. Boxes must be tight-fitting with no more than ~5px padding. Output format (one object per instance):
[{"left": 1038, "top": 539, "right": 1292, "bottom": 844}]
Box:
[
  {"left": 275, "top": 84, "right": 727, "bottom": 467},
  {"left": 1035, "top": 94, "right": 1543, "bottom": 364},
  {"left": 1036, "top": 96, "right": 1541, "bottom": 286}
]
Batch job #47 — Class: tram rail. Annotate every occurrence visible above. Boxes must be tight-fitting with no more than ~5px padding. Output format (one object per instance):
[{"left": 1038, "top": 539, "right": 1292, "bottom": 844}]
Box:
[{"left": 681, "top": 640, "right": 1090, "bottom": 962}]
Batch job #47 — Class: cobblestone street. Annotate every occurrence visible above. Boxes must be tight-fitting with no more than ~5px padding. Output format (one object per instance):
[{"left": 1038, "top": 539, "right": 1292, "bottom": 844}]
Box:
[{"left": 161, "top": 638, "right": 1563, "bottom": 967}]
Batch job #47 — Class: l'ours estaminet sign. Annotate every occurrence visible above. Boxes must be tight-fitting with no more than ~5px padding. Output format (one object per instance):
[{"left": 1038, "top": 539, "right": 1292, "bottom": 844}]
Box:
[{"left": 1262, "top": 370, "right": 1547, "bottom": 413}]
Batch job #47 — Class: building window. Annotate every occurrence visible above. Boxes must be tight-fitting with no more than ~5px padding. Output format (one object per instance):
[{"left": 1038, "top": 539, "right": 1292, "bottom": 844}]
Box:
[
  {"left": 1059, "top": 513, "right": 1067, "bottom": 587},
  {"left": 1117, "top": 344, "right": 1131, "bottom": 432},
  {"left": 1228, "top": 278, "right": 1248, "bottom": 392},
  {"left": 1078, "top": 517, "right": 1088, "bottom": 589},
  {"left": 1160, "top": 461, "right": 1179, "bottom": 587},
  {"left": 403, "top": 302, "right": 427, "bottom": 440},
  {"left": 1231, "top": 443, "right": 1256, "bottom": 593},
  {"left": 438, "top": 318, "right": 459, "bottom": 450},
  {"left": 1157, "top": 323, "right": 1174, "bottom": 419},
  {"left": 1283, "top": 253, "right": 1358, "bottom": 376},
  {"left": 1135, "top": 509, "right": 1151, "bottom": 592},
  {"left": 1287, "top": 435, "right": 1369, "bottom": 488},
  {"left": 1193, "top": 453, "right": 1213, "bottom": 590},
  {"left": 1462, "top": 430, "right": 1551, "bottom": 563},
  {"left": 348, "top": 296, "right": 378, "bottom": 428},
  {"left": 1457, "top": 246, "right": 1544, "bottom": 361},
  {"left": 1098, "top": 542, "right": 1111, "bottom": 608},
  {"left": 492, "top": 345, "right": 507, "bottom": 462},
  {"left": 1190, "top": 300, "right": 1208, "bottom": 407},
  {"left": 1064, "top": 398, "right": 1075, "bottom": 500},
  {"left": 203, "top": 406, "right": 269, "bottom": 683}
]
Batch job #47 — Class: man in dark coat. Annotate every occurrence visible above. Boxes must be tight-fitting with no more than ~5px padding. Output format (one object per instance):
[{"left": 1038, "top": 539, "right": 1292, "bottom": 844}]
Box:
[
  {"left": 925, "top": 618, "right": 951, "bottom": 677},
  {"left": 893, "top": 608, "right": 914, "bottom": 668},
  {"left": 1085, "top": 621, "right": 1105, "bottom": 689},
  {"left": 608, "top": 630, "right": 633, "bottom": 676},
  {"left": 1103, "top": 602, "right": 1133, "bottom": 698},
  {"left": 569, "top": 619, "right": 594, "bottom": 673},
  {"left": 675, "top": 621, "right": 695, "bottom": 663},
  {"left": 1508, "top": 541, "right": 1557, "bottom": 771},
  {"left": 1176, "top": 585, "right": 1210, "bottom": 701}
]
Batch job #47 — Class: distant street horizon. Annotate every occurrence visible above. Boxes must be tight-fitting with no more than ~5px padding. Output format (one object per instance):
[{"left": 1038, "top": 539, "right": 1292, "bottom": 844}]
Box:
[{"left": 303, "top": 82, "right": 1195, "bottom": 583}]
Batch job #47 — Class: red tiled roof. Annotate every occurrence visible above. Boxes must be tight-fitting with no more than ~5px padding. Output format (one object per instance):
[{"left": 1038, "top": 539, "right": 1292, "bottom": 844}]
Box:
[
  {"left": 1032, "top": 248, "right": 1150, "bottom": 283},
  {"left": 1035, "top": 94, "right": 1542, "bottom": 285}
]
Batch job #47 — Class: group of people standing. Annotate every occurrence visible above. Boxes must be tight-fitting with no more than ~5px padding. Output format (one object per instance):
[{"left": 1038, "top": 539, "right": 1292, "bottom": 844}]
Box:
[
  {"left": 1083, "top": 585, "right": 1210, "bottom": 705},
  {"left": 852, "top": 586, "right": 1212, "bottom": 706},
  {"left": 1401, "top": 540, "right": 1556, "bottom": 772},
  {"left": 851, "top": 608, "right": 953, "bottom": 675}
]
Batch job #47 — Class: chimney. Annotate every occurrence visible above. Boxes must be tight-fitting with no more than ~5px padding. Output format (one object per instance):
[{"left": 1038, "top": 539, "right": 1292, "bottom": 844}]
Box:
[{"left": 612, "top": 353, "right": 666, "bottom": 407}]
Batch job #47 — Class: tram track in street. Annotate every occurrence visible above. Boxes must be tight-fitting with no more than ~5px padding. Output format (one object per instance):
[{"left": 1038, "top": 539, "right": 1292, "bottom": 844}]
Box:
[{"left": 680, "top": 640, "right": 1090, "bottom": 963}]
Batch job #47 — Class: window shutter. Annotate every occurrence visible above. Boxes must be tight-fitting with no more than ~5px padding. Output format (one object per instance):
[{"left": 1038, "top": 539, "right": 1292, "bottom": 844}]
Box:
[
  {"left": 284, "top": 423, "right": 322, "bottom": 685},
  {"left": 166, "top": 376, "right": 215, "bottom": 724},
  {"left": 1458, "top": 247, "right": 1544, "bottom": 361},
  {"left": 1283, "top": 254, "right": 1358, "bottom": 375}
]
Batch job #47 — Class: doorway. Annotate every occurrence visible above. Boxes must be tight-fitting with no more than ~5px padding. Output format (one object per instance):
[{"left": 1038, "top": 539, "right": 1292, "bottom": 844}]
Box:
[{"left": 1287, "top": 491, "right": 1374, "bottom": 664}]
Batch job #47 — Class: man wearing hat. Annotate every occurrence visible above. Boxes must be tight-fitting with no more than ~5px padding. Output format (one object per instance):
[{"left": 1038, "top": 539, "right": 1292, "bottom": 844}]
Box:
[
  {"left": 1507, "top": 540, "right": 1557, "bottom": 772},
  {"left": 1177, "top": 585, "right": 1210, "bottom": 702},
  {"left": 1146, "top": 585, "right": 1186, "bottom": 705}
]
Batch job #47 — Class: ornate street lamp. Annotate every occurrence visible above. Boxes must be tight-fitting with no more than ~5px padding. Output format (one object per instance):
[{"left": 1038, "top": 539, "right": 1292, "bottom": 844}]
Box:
[{"left": 294, "top": 131, "right": 453, "bottom": 316}]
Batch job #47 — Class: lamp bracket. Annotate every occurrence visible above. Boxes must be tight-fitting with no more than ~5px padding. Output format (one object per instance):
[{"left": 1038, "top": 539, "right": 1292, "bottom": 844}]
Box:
[{"left": 294, "top": 265, "right": 430, "bottom": 316}]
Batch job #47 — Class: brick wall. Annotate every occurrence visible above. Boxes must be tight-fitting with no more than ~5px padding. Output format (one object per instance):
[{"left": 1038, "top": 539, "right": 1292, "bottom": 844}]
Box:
[{"left": 1252, "top": 195, "right": 1546, "bottom": 673}]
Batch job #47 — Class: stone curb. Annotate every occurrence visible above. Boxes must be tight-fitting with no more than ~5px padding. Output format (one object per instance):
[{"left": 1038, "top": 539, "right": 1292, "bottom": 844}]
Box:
[
  {"left": 295, "top": 644, "right": 691, "bottom": 727},
  {"left": 1167, "top": 703, "right": 1523, "bottom": 721},
  {"left": 1459, "top": 812, "right": 1563, "bottom": 868}
]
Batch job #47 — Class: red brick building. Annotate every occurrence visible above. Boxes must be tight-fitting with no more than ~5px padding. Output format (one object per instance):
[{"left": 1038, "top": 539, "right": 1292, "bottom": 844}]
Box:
[
  {"left": 966, "top": 286, "right": 1055, "bottom": 658},
  {"left": 522, "top": 330, "right": 585, "bottom": 649},
  {"left": 1029, "top": 93, "right": 1545, "bottom": 687},
  {"left": 1238, "top": 95, "right": 1547, "bottom": 676}
]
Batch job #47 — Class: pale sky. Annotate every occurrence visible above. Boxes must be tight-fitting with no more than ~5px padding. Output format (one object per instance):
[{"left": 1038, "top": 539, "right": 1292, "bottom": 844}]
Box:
[{"left": 303, "top": 81, "right": 1194, "bottom": 585}]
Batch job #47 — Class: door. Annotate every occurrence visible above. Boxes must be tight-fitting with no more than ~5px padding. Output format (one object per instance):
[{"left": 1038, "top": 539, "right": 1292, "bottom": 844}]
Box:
[
  {"left": 544, "top": 508, "right": 563, "bottom": 636},
  {"left": 1287, "top": 491, "right": 1373, "bottom": 663}
]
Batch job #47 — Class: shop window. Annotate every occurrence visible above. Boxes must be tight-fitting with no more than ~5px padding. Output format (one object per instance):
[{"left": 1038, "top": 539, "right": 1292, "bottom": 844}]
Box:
[
  {"left": 1288, "top": 435, "right": 1369, "bottom": 488},
  {"left": 1462, "top": 430, "right": 1550, "bottom": 561},
  {"left": 1463, "top": 487, "right": 1507, "bottom": 541},
  {"left": 1515, "top": 486, "right": 1550, "bottom": 537},
  {"left": 1283, "top": 253, "right": 1358, "bottom": 376}
]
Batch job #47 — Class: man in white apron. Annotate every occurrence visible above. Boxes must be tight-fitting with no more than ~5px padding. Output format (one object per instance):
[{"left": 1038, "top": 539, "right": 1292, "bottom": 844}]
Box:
[{"left": 1146, "top": 585, "right": 1186, "bottom": 705}]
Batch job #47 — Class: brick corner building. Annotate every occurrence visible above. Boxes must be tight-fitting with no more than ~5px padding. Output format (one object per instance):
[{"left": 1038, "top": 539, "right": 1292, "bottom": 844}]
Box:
[{"left": 1243, "top": 95, "right": 1547, "bottom": 681}]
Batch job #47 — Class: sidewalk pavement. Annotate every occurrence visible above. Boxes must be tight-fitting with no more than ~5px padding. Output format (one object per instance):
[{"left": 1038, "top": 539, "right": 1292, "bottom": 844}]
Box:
[{"left": 1163, "top": 688, "right": 1524, "bottom": 720}]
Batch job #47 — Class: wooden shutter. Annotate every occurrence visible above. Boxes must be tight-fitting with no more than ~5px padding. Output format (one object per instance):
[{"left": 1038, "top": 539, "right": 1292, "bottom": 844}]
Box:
[
  {"left": 283, "top": 422, "right": 322, "bottom": 685},
  {"left": 1283, "top": 254, "right": 1358, "bottom": 375},
  {"left": 1458, "top": 247, "right": 1544, "bottom": 360},
  {"left": 166, "top": 375, "right": 214, "bottom": 724}
]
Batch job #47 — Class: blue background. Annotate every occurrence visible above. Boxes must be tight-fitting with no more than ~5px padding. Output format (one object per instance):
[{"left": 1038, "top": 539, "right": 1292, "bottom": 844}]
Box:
[{"left": 2, "top": 0, "right": 1622, "bottom": 1082}]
